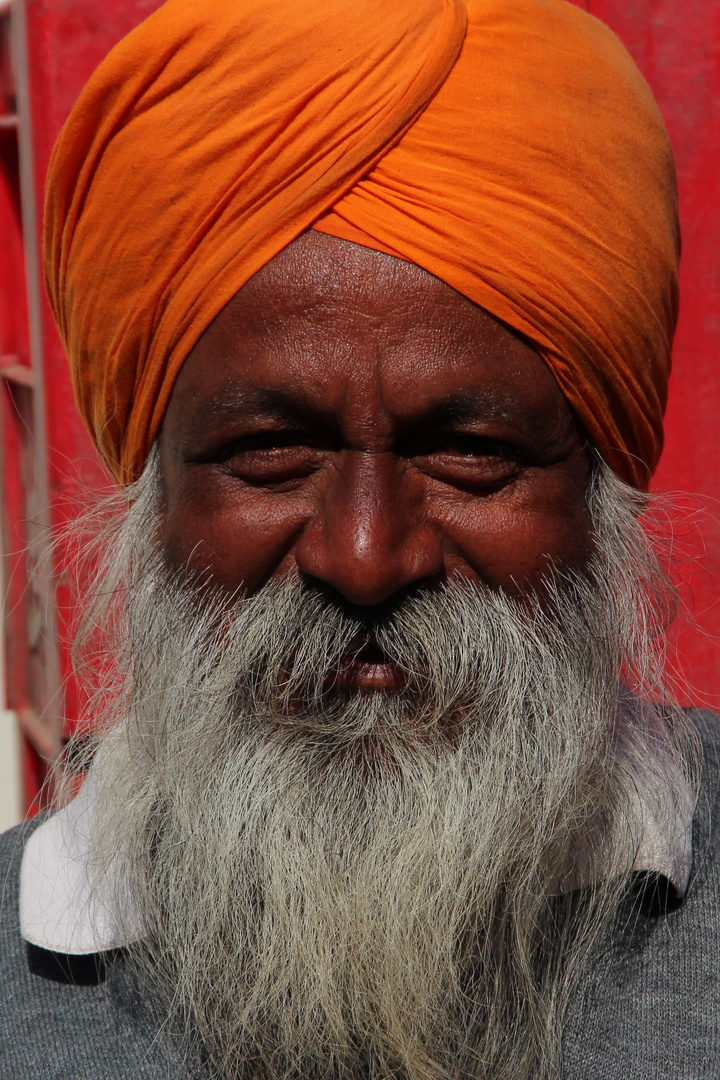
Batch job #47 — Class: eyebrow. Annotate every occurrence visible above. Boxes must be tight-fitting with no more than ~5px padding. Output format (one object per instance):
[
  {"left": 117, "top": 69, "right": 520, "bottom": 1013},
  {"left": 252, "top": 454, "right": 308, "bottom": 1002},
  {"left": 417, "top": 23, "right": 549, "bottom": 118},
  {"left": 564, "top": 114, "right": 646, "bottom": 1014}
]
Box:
[
  {"left": 189, "top": 385, "right": 337, "bottom": 432},
  {"left": 409, "top": 391, "right": 522, "bottom": 430},
  {"left": 190, "top": 385, "right": 524, "bottom": 431},
  {"left": 178, "top": 379, "right": 575, "bottom": 462}
]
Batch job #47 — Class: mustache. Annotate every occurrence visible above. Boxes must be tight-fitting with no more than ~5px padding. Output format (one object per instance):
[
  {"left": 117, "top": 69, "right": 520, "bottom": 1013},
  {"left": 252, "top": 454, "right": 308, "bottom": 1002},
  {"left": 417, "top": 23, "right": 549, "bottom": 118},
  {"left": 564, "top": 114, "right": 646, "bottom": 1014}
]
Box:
[{"left": 144, "top": 564, "right": 603, "bottom": 745}]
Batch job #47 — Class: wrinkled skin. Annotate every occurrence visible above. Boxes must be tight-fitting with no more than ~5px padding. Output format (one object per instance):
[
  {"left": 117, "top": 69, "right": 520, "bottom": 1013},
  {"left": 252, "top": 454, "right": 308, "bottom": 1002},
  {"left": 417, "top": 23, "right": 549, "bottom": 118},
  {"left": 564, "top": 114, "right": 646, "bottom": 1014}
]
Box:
[{"left": 158, "top": 231, "right": 593, "bottom": 687}]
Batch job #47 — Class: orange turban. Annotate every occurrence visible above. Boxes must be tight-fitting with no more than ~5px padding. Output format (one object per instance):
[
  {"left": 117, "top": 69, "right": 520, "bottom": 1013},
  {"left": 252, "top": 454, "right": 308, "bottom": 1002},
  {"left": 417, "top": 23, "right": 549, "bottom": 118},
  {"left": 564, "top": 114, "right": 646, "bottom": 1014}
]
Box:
[{"left": 45, "top": 0, "right": 679, "bottom": 489}]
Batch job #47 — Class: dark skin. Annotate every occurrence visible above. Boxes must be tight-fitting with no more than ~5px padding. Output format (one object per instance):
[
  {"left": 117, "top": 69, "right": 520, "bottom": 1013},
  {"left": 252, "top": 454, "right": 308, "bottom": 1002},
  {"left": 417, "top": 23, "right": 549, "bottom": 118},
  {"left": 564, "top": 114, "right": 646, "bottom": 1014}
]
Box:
[{"left": 158, "top": 231, "right": 593, "bottom": 690}]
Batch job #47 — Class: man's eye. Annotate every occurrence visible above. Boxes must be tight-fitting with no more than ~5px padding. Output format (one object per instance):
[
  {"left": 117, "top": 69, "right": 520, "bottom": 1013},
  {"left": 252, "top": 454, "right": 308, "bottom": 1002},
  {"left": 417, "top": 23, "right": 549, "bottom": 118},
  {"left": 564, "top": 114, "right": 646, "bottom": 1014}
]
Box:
[
  {"left": 421, "top": 434, "right": 521, "bottom": 461},
  {"left": 439, "top": 435, "right": 515, "bottom": 459},
  {"left": 214, "top": 431, "right": 321, "bottom": 483},
  {"left": 215, "top": 431, "right": 306, "bottom": 460},
  {"left": 414, "top": 435, "right": 523, "bottom": 489}
]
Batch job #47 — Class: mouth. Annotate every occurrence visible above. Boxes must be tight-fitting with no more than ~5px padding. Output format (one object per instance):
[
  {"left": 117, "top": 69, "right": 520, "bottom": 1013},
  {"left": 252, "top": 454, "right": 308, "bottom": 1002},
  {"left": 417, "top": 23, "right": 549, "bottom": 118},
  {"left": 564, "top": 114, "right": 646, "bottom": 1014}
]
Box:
[{"left": 328, "top": 634, "right": 408, "bottom": 693}]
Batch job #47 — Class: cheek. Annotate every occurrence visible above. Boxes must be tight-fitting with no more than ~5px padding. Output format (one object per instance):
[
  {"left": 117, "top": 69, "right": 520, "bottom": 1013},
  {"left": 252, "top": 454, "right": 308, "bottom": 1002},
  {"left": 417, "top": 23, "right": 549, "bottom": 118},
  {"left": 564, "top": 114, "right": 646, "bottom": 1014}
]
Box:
[
  {"left": 440, "top": 486, "right": 593, "bottom": 590},
  {"left": 162, "top": 480, "right": 308, "bottom": 594}
]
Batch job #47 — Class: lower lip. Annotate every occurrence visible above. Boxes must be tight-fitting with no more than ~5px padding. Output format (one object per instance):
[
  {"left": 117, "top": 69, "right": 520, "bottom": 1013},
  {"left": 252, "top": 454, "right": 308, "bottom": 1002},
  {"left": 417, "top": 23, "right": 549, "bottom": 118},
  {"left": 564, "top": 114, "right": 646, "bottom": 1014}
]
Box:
[{"left": 329, "top": 658, "right": 407, "bottom": 692}]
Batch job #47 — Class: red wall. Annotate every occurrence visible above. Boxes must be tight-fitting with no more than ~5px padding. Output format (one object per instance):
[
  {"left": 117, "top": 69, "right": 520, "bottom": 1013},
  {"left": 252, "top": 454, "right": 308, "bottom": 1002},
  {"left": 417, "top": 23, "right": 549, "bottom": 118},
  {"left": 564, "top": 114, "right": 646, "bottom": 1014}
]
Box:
[
  {"left": 18, "top": 0, "right": 720, "bottom": 724},
  {"left": 579, "top": 1, "right": 720, "bottom": 706}
]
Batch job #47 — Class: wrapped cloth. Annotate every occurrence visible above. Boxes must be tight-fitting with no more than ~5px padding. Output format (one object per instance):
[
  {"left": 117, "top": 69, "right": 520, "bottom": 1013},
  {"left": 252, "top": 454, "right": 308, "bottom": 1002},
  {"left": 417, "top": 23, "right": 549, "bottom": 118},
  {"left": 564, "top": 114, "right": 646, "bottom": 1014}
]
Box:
[{"left": 44, "top": 0, "right": 679, "bottom": 488}]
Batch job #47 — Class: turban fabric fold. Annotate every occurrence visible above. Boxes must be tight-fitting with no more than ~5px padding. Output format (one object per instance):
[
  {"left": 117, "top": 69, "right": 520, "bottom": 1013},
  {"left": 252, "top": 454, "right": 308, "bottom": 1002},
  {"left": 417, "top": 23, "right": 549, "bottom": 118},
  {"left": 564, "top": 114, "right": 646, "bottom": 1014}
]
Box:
[{"left": 45, "top": 0, "right": 679, "bottom": 489}]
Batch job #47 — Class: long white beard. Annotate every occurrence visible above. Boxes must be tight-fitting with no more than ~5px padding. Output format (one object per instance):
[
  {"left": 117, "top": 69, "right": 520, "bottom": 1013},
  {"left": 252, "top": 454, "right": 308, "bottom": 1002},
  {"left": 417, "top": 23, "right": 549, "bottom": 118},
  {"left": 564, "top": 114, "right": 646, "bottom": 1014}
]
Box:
[{"left": 77, "top": 453, "right": 698, "bottom": 1080}]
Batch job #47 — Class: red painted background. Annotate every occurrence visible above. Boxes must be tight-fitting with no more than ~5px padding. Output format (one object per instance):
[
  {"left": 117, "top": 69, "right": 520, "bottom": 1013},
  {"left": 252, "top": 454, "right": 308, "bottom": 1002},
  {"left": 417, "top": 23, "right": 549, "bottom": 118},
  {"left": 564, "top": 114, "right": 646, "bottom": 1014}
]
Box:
[
  {"left": 1, "top": 0, "right": 718, "bottom": 808},
  {"left": 580, "top": 1, "right": 720, "bottom": 710}
]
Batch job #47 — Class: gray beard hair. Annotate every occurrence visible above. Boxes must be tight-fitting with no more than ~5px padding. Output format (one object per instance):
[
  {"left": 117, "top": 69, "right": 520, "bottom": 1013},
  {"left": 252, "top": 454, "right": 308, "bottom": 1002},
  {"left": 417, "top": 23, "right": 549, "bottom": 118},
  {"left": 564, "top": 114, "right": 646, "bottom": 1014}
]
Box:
[{"left": 74, "top": 450, "right": 699, "bottom": 1080}]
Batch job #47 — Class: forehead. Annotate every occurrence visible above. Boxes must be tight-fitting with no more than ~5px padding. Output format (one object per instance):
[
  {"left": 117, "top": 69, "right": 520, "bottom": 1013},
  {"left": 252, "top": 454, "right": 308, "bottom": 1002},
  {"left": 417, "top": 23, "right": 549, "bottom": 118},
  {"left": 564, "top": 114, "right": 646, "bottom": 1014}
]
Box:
[{"left": 169, "top": 231, "right": 574, "bottom": 440}]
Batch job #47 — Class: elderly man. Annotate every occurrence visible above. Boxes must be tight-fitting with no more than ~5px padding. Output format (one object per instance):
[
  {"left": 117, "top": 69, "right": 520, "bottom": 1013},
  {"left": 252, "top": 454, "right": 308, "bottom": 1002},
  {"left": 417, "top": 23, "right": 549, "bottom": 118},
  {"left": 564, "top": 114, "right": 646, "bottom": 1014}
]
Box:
[{"left": 1, "top": 0, "right": 717, "bottom": 1076}]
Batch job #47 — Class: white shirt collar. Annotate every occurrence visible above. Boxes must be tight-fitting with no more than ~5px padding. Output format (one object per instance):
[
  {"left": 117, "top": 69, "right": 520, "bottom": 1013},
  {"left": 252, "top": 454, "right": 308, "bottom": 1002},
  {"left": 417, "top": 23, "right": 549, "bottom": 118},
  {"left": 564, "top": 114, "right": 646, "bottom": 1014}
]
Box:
[
  {"left": 20, "top": 719, "right": 695, "bottom": 956},
  {"left": 20, "top": 759, "right": 141, "bottom": 955}
]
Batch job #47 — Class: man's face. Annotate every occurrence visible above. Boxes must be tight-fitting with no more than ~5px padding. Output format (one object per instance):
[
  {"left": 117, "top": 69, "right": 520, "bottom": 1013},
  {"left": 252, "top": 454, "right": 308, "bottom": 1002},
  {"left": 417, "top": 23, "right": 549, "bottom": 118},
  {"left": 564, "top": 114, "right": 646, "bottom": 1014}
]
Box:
[
  {"left": 101, "top": 230, "right": 683, "bottom": 1079},
  {"left": 158, "top": 230, "right": 592, "bottom": 690}
]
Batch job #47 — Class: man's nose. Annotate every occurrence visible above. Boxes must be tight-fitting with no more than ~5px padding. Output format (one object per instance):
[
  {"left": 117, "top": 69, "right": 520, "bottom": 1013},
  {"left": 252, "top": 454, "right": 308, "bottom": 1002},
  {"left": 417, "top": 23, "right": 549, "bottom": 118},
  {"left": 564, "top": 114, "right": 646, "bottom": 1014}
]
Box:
[{"left": 294, "top": 451, "right": 444, "bottom": 606}]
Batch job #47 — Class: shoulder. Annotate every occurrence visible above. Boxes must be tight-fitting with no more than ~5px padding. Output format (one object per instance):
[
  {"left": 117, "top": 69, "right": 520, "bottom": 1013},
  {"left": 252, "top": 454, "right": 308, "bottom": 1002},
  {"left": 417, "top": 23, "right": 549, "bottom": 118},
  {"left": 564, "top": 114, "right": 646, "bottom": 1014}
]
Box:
[
  {"left": 687, "top": 708, "right": 720, "bottom": 850},
  {"left": 0, "top": 815, "right": 173, "bottom": 1079},
  {"left": 0, "top": 816, "right": 44, "bottom": 862},
  {"left": 688, "top": 705, "right": 720, "bottom": 752},
  {"left": 0, "top": 815, "right": 53, "bottom": 968},
  {"left": 0, "top": 816, "right": 45, "bottom": 939},
  {"left": 563, "top": 708, "right": 720, "bottom": 1077}
]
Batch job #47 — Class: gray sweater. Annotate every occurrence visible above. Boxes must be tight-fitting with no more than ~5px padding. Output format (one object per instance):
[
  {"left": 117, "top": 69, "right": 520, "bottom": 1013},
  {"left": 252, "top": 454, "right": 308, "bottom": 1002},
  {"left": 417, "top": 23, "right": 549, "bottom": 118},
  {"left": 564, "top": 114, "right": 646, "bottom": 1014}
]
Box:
[{"left": 2, "top": 710, "right": 720, "bottom": 1079}]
